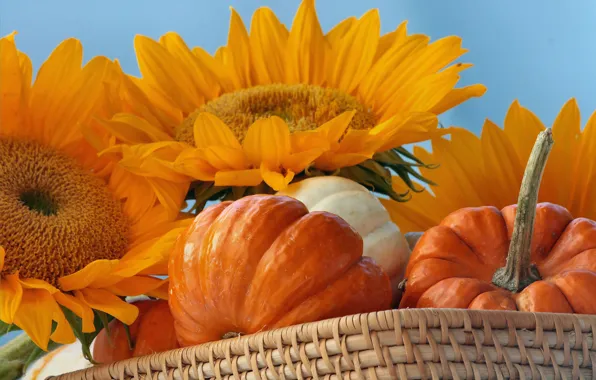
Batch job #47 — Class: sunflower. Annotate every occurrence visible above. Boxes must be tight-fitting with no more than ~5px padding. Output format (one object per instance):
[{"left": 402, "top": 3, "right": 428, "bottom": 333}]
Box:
[
  {"left": 382, "top": 98, "right": 595, "bottom": 233},
  {"left": 92, "top": 0, "right": 485, "bottom": 209},
  {"left": 0, "top": 33, "right": 191, "bottom": 352}
]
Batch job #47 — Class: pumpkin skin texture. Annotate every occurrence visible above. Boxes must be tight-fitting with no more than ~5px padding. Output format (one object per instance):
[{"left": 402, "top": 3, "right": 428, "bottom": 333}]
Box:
[
  {"left": 168, "top": 195, "right": 392, "bottom": 347},
  {"left": 92, "top": 299, "right": 179, "bottom": 364},
  {"left": 276, "top": 176, "right": 411, "bottom": 301},
  {"left": 399, "top": 202, "right": 596, "bottom": 314}
]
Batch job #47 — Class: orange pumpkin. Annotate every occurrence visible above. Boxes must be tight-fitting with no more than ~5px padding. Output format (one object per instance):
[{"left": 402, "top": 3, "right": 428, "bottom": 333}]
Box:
[
  {"left": 92, "top": 299, "right": 179, "bottom": 364},
  {"left": 400, "top": 129, "right": 596, "bottom": 313},
  {"left": 169, "top": 195, "right": 392, "bottom": 346}
]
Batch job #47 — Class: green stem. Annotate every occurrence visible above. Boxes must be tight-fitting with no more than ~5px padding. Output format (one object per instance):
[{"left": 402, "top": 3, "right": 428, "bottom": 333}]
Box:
[
  {"left": 492, "top": 128, "right": 554, "bottom": 292},
  {"left": 0, "top": 334, "right": 38, "bottom": 380},
  {"left": 0, "top": 334, "right": 61, "bottom": 380}
]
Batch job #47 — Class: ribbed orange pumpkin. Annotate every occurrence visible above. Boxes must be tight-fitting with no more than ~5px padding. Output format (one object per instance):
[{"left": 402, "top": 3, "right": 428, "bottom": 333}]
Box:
[
  {"left": 92, "top": 299, "right": 179, "bottom": 364},
  {"left": 168, "top": 195, "right": 392, "bottom": 346}
]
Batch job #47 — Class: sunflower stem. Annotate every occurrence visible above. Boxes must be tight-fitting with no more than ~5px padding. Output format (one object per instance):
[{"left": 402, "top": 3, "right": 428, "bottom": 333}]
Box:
[
  {"left": 492, "top": 129, "right": 554, "bottom": 292},
  {"left": 0, "top": 333, "right": 38, "bottom": 380}
]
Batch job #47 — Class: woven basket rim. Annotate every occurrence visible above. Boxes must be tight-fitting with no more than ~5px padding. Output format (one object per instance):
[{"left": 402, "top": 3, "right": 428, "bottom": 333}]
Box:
[{"left": 51, "top": 308, "right": 596, "bottom": 379}]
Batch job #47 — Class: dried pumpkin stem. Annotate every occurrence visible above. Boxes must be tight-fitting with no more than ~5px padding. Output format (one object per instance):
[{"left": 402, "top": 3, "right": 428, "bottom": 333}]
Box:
[{"left": 492, "top": 128, "right": 554, "bottom": 292}]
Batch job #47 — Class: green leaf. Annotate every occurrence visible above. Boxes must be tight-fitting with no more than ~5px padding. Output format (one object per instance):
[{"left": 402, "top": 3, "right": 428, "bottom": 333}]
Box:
[
  {"left": 193, "top": 182, "right": 227, "bottom": 211},
  {"left": 60, "top": 307, "right": 115, "bottom": 364},
  {"left": 123, "top": 324, "right": 134, "bottom": 351}
]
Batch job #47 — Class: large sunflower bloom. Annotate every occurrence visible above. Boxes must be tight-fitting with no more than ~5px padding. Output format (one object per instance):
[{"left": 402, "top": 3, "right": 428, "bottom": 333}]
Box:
[
  {"left": 0, "top": 33, "right": 190, "bottom": 351},
  {"left": 382, "top": 98, "right": 595, "bottom": 233},
  {"left": 94, "top": 0, "right": 485, "bottom": 207}
]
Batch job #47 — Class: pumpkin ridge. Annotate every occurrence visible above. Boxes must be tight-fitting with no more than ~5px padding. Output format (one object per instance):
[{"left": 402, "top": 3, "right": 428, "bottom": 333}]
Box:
[{"left": 242, "top": 211, "right": 364, "bottom": 331}]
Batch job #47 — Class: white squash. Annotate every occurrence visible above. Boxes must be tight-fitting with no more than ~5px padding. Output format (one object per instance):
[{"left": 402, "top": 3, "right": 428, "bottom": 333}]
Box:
[{"left": 276, "top": 176, "right": 411, "bottom": 300}]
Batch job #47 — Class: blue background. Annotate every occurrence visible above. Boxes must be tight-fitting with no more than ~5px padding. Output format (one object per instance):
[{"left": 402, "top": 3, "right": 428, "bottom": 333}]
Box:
[{"left": 1, "top": 0, "right": 596, "bottom": 347}]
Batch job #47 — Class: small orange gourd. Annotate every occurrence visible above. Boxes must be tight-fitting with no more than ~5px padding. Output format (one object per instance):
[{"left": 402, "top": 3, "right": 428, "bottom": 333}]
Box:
[
  {"left": 400, "top": 129, "right": 596, "bottom": 313},
  {"left": 92, "top": 299, "right": 179, "bottom": 364},
  {"left": 168, "top": 195, "right": 392, "bottom": 346}
]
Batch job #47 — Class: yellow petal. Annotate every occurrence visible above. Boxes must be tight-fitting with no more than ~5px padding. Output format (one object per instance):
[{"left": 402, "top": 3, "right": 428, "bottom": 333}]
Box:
[
  {"left": 316, "top": 110, "right": 356, "bottom": 144},
  {"left": 358, "top": 33, "right": 429, "bottom": 107},
  {"left": 59, "top": 260, "right": 119, "bottom": 291},
  {"left": 0, "top": 36, "right": 27, "bottom": 137},
  {"left": 328, "top": 9, "right": 380, "bottom": 94},
  {"left": 147, "top": 177, "right": 189, "bottom": 221},
  {"left": 18, "top": 278, "right": 58, "bottom": 293},
  {"left": 371, "top": 112, "right": 441, "bottom": 151},
  {"left": 135, "top": 35, "right": 203, "bottom": 113},
  {"left": 14, "top": 289, "right": 56, "bottom": 350},
  {"left": 315, "top": 152, "right": 372, "bottom": 171},
  {"left": 285, "top": 148, "right": 326, "bottom": 173},
  {"left": 430, "top": 84, "right": 487, "bottom": 115},
  {"left": 242, "top": 116, "right": 291, "bottom": 167},
  {"left": 75, "top": 288, "right": 139, "bottom": 326},
  {"left": 570, "top": 110, "right": 596, "bottom": 217},
  {"left": 173, "top": 148, "right": 217, "bottom": 181},
  {"left": 145, "top": 280, "right": 170, "bottom": 300},
  {"left": 325, "top": 17, "right": 356, "bottom": 47},
  {"left": 249, "top": 7, "right": 289, "bottom": 84},
  {"left": 201, "top": 146, "right": 248, "bottom": 170},
  {"left": 285, "top": 0, "right": 329, "bottom": 85},
  {"left": 227, "top": 8, "right": 252, "bottom": 88},
  {"left": 374, "top": 21, "right": 408, "bottom": 61},
  {"left": 97, "top": 113, "right": 173, "bottom": 144},
  {"left": 213, "top": 169, "right": 263, "bottom": 187},
  {"left": 193, "top": 112, "right": 242, "bottom": 149},
  {"left": 105, "top": 276, "right": 168, "bottom": 297},
  {"left": 53, "top": 292, "right": 95, "bottom": 333},
  {"left": 0, "top": 274, "right": 23, "bottom": 324},
  {"left": 49, "top": 305, "right": 75, "bottom": 345},
  {"left": 480, "top": 120, "right": 524, "bottom": 207},
  {"left": 0, "top": 246, "right": 4, "bottom": 270},
  {"left": 159, "top": 32, "right": 219, "bottom": 100},
  {"left": 260, "top": 163, "right": 295, "bottom": 191},
  {"left": 544, "top": 98, "right": 581, "bottom": 205},
  {"left": 503, "top": 100, "right": 545, "bottom": 163}
]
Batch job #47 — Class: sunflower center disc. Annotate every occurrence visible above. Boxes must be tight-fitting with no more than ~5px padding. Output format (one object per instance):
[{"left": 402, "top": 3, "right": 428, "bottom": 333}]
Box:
[
  {"left": 176, "top": 83, "right": 378, "bottom": 145},
  {"left": 0, "top": 138, "right": 130, "bottom": 287}
]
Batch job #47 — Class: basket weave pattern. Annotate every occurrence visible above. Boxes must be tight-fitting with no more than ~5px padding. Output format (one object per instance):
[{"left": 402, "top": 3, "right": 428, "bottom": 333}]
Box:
[{"left": 52, "top": 309, "right": 596, "bottom": 380}]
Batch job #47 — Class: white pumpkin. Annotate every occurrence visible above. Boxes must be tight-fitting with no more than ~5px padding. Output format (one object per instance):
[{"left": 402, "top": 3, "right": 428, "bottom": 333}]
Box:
[{"left": 276, "top": 176, "right": 411, "bottom": 300}]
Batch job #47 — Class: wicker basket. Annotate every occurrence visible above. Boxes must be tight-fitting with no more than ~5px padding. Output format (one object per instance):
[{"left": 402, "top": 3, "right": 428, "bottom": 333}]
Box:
[{"left": 51, "top": 309, "right": 596, "bottom": 380}]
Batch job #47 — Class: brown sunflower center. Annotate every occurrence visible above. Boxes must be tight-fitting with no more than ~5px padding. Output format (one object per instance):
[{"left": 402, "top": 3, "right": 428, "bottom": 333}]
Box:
[
  {"left": 175, "top": 83, "right": 378, "bottom": 145},
  {"left": 0, "top": 138, "right": 130, "bottom": 287}
]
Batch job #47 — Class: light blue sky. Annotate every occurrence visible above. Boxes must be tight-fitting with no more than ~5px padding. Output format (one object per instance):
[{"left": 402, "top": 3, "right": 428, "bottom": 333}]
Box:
[
  {"left": 1, "top": 0, "right": 595, "bottom": 348},
  {"left": 2, "top": 0, "right": 596, "bottom": 133}
]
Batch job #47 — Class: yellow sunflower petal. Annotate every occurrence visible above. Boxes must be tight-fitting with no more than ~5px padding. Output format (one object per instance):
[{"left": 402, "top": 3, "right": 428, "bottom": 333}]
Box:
[
  {"left": 159, "top": 32, "right": 219, "bottom": 100},
  {"left": 75, "top": 289, "right": 139, "bottom": 325},
  {"left": 316, "top": 110, "right": 356, "bottom": 144},
  {"left": 371, "top": 112, "right": 441, "bottom": 151},
  {"left": 242, "top": 116, "right": 291, "bottom": 167},
  {"left": 571, "top": 110, "right": 596, "bottom": 216},
  {"left": 19, "top": 278, "right": 58, "bottom": 292},
  {"left": 173, "top": 148, "right": 217, "bottom": 181},
  {"left": 0, "top": 35, "right": 27, "bottom": 136},
  {"left": 430, "top": 84, "right": 487, "bottom": 115},
  {"left": 0, "top": 246, "right": 4, "bottom": 270},
  {"left": 260, "top": 163, "right": 295, "bottom": 191},
  {"left": 135, "top": 35, "right": 203, "bottom": 113},
  {"left": 13, "top": 289, "right": 56, "bottom": 350},
  {"left": 285, "top": 0, "right": 328, "bottom": 85},
  {"left": 213, "top": 169, "right": 263, "bottom": 187},
  {"left": 201, "top": 146, "right": 248, "bottom": 170},
  {"left": 0, "top": 274, "right": 23, "bottom": 324},
  {"left": 544, "top": 98, "right": 581, "bottom": 204},
  {"left": 227, "top": 8, "right": 252, "bottom": 88},
  {"left": 97, "top": 113, "right": 173, "bottom": 144},
  {"left": 144, "top": 280, "right": 170, "bottom": 300},
  {"left": 49, "top": 305, "right": 75, "bottom": 345},
  {"left": 104, "top": 276, "right": 167, "bottom": 297},
  {"left": 328, "top": 9, "right": 380, "bottom": 94},
  {"left": 53, "top": 292, "right": 95, "bottom": 333},
  {"left": 59, "top": 260, "right": 119, "bottom": 291},
  {"left": 325, "top": 17, "right": 356, "bottom": 46},
  {"left": 480, "top": 120, "right": 524, "bottom": 207},
  {"left": 249, "top": 7, "right": 289, "bottom": 84},
  {"left": 374, "top": 21, "right": 408, "bottom": 61},
  {"left": 503, "top": 100, "right": 545, "bottom": 163},
  {"left": 148, "top": 177, "right": 190, "bottom": 221},
  {"left": 194, "top": 112, "right": 242, "bottom": 149},
  {"left": 315, "top": 152, "right": 372, "bottom": 171}
]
